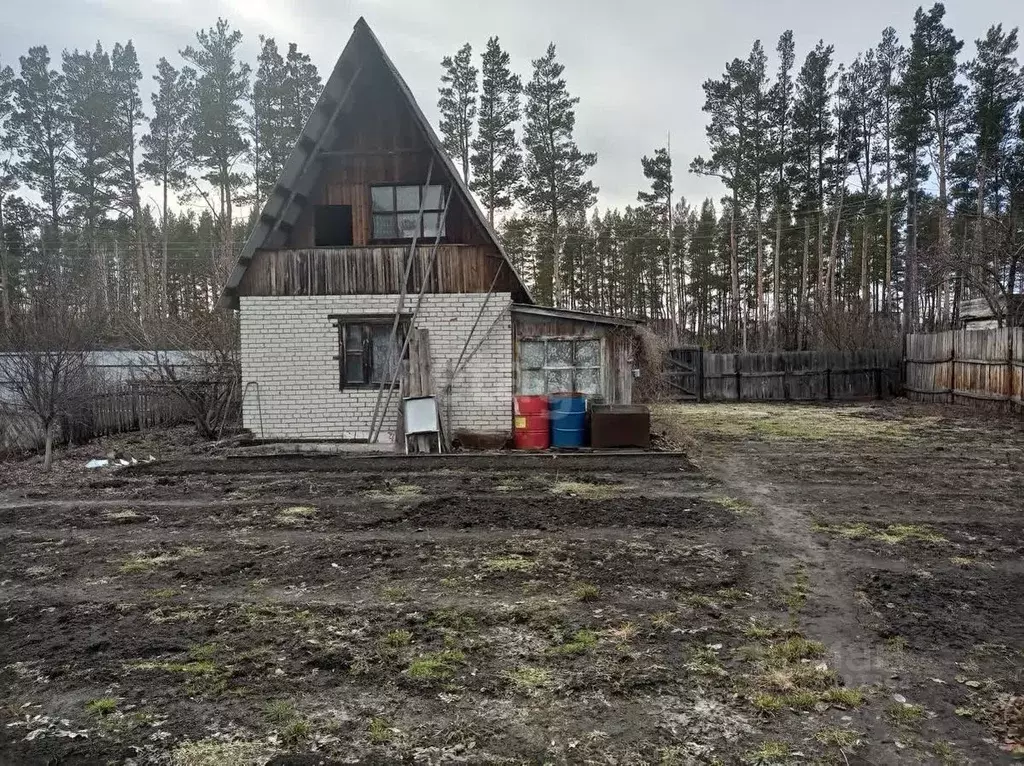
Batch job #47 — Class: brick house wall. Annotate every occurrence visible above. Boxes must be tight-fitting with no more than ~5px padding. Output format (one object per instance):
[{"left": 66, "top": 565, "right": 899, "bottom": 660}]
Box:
[{"left": 239, "top": 294, "right": 513, "bottom": 441}]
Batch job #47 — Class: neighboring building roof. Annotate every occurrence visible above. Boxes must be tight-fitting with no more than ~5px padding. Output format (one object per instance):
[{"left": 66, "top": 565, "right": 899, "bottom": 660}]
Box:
[
  {"left": 219, "top": 17, "right": 532, "bottom": 309},
  {"left": 512, "top": 304, "right": 644, "bottom": 327}
]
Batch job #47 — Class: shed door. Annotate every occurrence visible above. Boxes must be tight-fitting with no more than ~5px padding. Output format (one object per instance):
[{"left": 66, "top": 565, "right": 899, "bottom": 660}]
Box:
[{"left": 518, "top": 338, "right": 602, "bottom": 397}]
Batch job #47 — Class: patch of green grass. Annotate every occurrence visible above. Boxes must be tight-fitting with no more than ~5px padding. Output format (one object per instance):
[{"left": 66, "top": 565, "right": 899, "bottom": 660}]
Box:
[
  {"left": 170, "top": 739, "right": 272, "bottom": 766},
  {"left": 550, "top": 481, "right": 626, "bottom": 500},
  {"left": 886, "top": 635, "right": 910, "bottom": 653},
  {"left": 650, "top": 611, "right": 676, "bottom": 629},
  {"left": 815, "top": 726, "right": 861, "bottom": 750},
  {"left": 572, "top": 582, "right": 601, "bottom": 602},
  {"left": 280, "top": 718, "right": 311, "bottom": 748},
  {"left": 821, "top": 686, "right": 864, "bottom": 708},
  {"left": 504, "top": 666, "right": 552, "bottom": 693},
  {"left": 686, "top": 646, "right": 727, "bottom": 677},
  {"left": 752, "top": 693, "right": 784, "bottom": 714},
  {"left": 763, "top": 636, "right": 826, "bottom": 664},
  {"left": 263, "top": 700, "right": 297, "bottom": 725},
  {"left": 931, "top": 740, "right": 961, "bottom": 764},
  {"left": 118, "top": 551, "right": 181, "bottom": 574},
  {"left": 105, "top": 509, "right": 144, "bottom": 521},
  {"left": 482, "top": 554, "right": 536, "bottom": 573},
  {"left": 551, "top": 629, "right": 599, "bottom": 656},
  {"left": 743, "top": 619, "right": 782, "bottom": 640},
  {"left": 380, "top": 585, "right": 410, "bottom": 602},
  {"left": 885, "top": 701, "right": 925, "bottom": 726},
  {"left": 713, "top": 495, "right": 756, "bottom": 515},
  {"left": 427, "top": 608, "right": 477, "bottom": 634},
  {"left": 128, "top": 659, "right": 219, "bottom": 676},
  {"left": 148, "top": 587, "right": 178, "bottom": 598},
  {"left": 950, "top": 556, "right": 975, "bottom": 568},
  {"left": 277, "top": 505, "right": 317, "bottom": 521},
  {"left": 381, "top": 629, "right": 413, "bottom": 648},
  {"left": 745, "top": 740, "right": 792, "bottom": 765},
  {"left": 85, "top": 697, "right": 118, "bottom": 716},
  {"left": 815, "top": 522, "right": 946, "bottom": 545},
  {"left": 368, "top": 716, "right": 393, "bottom": 744},
  {"left": 146, "top": 606, "right": 208, "bottom": 624},
  {"left": 188, "top": 643, "right": 218, "bottom": 661},
  {"left": 406, "top": 650, "right": 465, "bottom": 681}
]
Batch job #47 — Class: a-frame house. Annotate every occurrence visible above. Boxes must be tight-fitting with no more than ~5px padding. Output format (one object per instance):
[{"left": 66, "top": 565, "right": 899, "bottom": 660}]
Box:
[{"left": 223, "top": 18, "right": 638, "bottom": 444}]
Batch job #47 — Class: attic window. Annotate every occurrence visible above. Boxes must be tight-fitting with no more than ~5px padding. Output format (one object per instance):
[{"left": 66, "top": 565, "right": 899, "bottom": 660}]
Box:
[
  {"left": 314, "top": 205, "right": 354, "bottom": 247},
  {"left": 371, "top": 185, "right": 446, "bottom": 241}
]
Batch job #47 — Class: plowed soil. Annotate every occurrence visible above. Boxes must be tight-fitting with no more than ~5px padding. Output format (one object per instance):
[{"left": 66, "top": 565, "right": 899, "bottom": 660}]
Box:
[{"left": 1, "top": 402, "right": 1022, "bottom": 764}]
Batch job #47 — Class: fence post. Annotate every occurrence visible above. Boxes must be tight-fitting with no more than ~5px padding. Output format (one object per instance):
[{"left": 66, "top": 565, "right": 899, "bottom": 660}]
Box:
[
  {"left": 874, "top": 366, "right": 882, "bottom": 400},
  {"left": 826, "top": 367, "right": 832, "bottom": 401},
  {"left": 734, "top": 353, "right": 742, "bottom": 402}
]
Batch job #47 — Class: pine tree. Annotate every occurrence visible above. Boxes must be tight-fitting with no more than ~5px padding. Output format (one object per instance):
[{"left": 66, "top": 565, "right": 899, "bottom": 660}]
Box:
[
  {"left": 740, "top": 40, "right": 772, "bottom": 341},
  {"left": 905, "top": 3, "right": 964, "bottom": 325},
  {"left": 109, "top": 41, "right": 150, "bottom": 316},
  {"left": 875, "top": 27, "right": 904, "bottom": 312},
  {"left": 847, "top": 50, "right": 883, "bottom": 306},
  {"left": 638, "top": 147, "right": 673, "bottom": 329},
  {"left": 769, "top": 31, "right": 796, "bottom": 339},
  {"left": 63, "top": 43, "right": 116, "bottom": 295},
  {"left": 141, "top": 58, "right": 196, "bottom": 315},
  {"left": 470, "top": 37, "right": 521, "bottom": 226},
  {"left": 181, "top": 18, "right": 251, "bottom": 278},
  {"left": 250, "top": 36, "right": 286, "bottom": 204},
  {"left": 0, "top": 58, "right": 15, "bottom": 325},
  {"left": 521, "top": 43, "right": 597, "bottom": 307},
  {"left": 963, "top": 24, "right": 1022, "bottom": 303},
  {"left": 12, "top": 46, "right": 70, "bottom": 263},
  {"left": 438, "top": 43, "right": 477, "bottom": 182},
  {"left": 282, "top": 43, "right": 321, "bottom": 154}
]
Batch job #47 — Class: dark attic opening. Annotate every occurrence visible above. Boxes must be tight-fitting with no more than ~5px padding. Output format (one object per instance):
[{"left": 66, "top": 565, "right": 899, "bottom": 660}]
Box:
[{"left": 314, "top": 204, "right": 354, "bottom": 247}]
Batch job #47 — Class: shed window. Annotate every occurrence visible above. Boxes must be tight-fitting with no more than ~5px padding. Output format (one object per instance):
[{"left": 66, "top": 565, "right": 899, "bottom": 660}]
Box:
[
  {"left": 331, "top": 317, "right": 407, "bottom": 388},
  {"left": 371, "top": 185, "right": 446, "bottom": 241},
  {"left": 519, "top": 339, "right": 602, "bottom": 396}
]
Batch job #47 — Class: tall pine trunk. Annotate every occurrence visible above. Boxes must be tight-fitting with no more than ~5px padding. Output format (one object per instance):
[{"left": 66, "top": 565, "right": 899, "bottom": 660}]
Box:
[
  {"left": 798, "top": 217, "right": 810, "bottom": 350},
  {"left": 161, "top": 174, "right": 170, "bottom": 318},
  {"left": 774, "top": 207, "right": 782, "bottom": 346},
  {"left": 0, "top": 194, "right": 10, "bottom": 328}
]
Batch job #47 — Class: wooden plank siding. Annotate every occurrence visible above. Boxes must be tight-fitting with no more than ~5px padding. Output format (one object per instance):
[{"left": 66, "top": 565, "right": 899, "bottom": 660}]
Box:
[
  {"left": 511, "top": 314, "right": 636, "bottom": 404},
  {"left": 284, "top": 59, "right": 488, "bottom": 250},
  {"left": 238, "top": 245, "right": 519, "bottom": 297}
]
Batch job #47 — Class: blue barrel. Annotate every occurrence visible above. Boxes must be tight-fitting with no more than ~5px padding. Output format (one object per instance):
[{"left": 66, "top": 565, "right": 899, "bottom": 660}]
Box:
[{"left": 549, "top": 394, "right": 587, "bottom": 448}]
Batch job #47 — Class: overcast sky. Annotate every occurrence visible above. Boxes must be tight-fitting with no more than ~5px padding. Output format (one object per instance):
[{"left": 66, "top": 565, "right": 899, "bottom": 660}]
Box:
[{"left": 3, "top": 0, "right": 1023, "bottom": 215}]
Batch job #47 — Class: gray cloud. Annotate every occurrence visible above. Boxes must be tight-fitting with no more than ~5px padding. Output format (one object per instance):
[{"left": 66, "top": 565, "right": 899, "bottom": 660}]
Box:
[{"left": 4, "top": 0, "right": 1021, "bottom": 215}]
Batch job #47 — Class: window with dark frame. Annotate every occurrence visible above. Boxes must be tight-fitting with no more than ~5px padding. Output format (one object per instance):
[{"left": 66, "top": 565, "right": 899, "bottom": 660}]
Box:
[
  {"left": 370, "top": 184, "right": 446, "bottom": 241},
  {"left": 331, "top": 316, "right": 408, "bottom": 389},
  {"left": 314, "top": 204, "right": 354, "bottom": 246},
  {"left": 519, "top": 339, "right": 602, "bottom": 396}
]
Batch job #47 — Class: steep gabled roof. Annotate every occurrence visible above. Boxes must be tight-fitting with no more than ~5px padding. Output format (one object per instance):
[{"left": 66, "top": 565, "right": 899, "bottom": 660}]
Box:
[{"left": 219, "top": 17, "right": 532, "bottom": 309}]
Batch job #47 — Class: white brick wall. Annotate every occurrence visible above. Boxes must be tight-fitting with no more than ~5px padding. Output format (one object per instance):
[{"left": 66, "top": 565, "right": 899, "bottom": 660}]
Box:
[{"left": 239, "top": 294, "right": 513, "bottom": 441}]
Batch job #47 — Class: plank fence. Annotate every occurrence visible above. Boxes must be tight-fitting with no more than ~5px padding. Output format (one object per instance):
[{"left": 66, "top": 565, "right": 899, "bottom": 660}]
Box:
[
  {"left": 665, "top": 348, "right": 902, "bottom": 402},
  {"left": 905, "top": 328, "right": 1024, "bottom": 410}
]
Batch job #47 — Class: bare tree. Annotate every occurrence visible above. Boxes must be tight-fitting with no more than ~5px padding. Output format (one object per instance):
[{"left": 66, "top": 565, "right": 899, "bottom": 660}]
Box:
[
  {"left": 0, "top": 300, "right": 98, "bottom": 469},
  {"left": 132, "top": 311, "right": 240, "bottom": 440}
]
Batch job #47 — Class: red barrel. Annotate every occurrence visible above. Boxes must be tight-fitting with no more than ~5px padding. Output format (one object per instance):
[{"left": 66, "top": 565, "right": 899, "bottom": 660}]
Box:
[{"left": 513, "top": 395, "right": 550, "bottom": 450}]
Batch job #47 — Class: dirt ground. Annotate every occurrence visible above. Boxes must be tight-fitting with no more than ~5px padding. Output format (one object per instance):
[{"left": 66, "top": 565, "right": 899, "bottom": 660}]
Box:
[{"left": 0, "top": 402, "right": 1021, "bottom": 764}]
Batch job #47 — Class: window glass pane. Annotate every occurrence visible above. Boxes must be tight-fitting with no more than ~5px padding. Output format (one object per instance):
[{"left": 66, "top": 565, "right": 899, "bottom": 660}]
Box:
[
  {"left": 422, "top": 212, "right": 445, "bottom": 239},
  {"left": 575, "top": 340, "right": 600, "bottom": 367},
  {"left": 422, "top": 185, "right": 443, "bottom": 209},
  {"left": 373, "top": 213, "right": 397, "bottom": 239},
  {"left": 395, "top": 185, "right": 420, "bottom": 211},
  {"left": 546, "top": 340, "right": 573, "bottom": 367},
  {"left": 345, "top": 324, "right": 363, "bottom": 348},
  {"left": 371, "top": 187, "right": 394, "bottom": 212},
  {"left": 345, "top": 353, "right": 363, "bottom": 384},
  {"left": 520, "top": 341, "right": 545, "bottom": 368},
  {"left": 545, "top": 368, "right": 574, "bottom": 394},
  {"left": 368, "top": 325, "right": 402, "bottom": 384},
  {"left": 575, "top": 368, "right": 601, "bottom": 395},
  {"left": 396, "top": 213, "right": 421, "bottom": 239},
  {"left": 520, "top": 369, "right": 545, "bottom": 395}
]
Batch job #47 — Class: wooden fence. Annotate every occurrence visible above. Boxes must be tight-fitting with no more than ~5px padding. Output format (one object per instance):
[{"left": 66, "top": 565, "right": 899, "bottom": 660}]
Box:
[
  {"left": 666, "top": 348, "right": 902, "bottom": 402},
  {"left": 1, "top": 382, "right": 194, "bottom": 453},
  {"left": 905, "top": 328, "right": 1024, "bottom": 409}
]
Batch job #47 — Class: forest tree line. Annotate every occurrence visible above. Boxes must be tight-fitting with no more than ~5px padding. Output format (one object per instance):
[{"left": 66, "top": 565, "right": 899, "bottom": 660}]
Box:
[
  {"left": 440, "top": 3, "right": 1024, "bottom": 349},
  {"left": 0, "top": 19, "right": 321, "bottom": 329},
  {"left": 1, "top": 5, "right": 1023, "bottom": 352}
]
